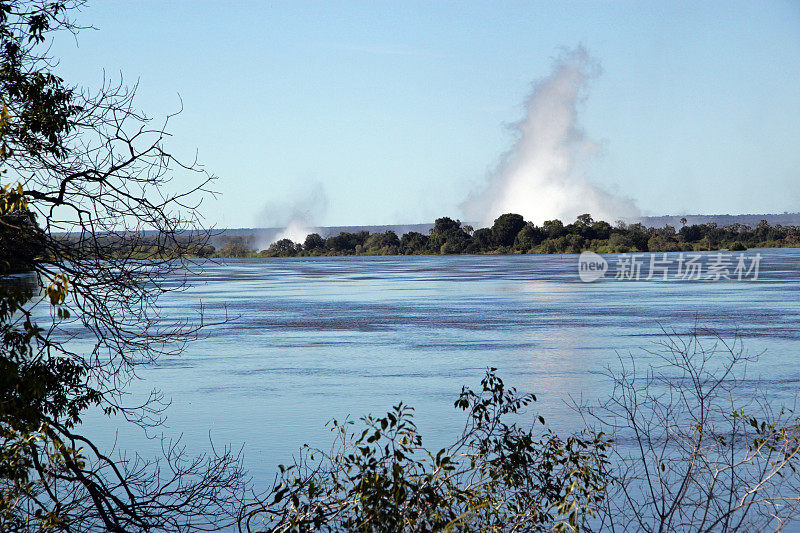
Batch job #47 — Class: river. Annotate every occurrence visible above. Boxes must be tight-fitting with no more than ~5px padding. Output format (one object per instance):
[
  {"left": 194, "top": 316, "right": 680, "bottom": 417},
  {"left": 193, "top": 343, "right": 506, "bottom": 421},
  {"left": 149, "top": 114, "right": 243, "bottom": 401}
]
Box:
[{"left": 78, "top": 249, "right": 794, "bottom": 488}]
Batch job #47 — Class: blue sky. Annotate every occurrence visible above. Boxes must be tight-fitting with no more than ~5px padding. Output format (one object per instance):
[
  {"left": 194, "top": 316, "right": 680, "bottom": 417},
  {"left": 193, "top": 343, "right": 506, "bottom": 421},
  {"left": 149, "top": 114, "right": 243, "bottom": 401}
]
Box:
[{"left": 53, "top": 1, "right": 800, "bottom": 228}]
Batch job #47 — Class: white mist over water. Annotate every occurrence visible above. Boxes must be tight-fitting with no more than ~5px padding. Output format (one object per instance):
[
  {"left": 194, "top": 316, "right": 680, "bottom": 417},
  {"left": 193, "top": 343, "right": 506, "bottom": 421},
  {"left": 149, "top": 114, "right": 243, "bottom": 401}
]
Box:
[
  {"left": 255, "top": 183, "right": 328, "bottom": 249},
  {"left": 275, "top": 219, "right": 313, "bottom": 244},
  {"left": 462, "top": 47, "right": 638, "bottom": 227}
]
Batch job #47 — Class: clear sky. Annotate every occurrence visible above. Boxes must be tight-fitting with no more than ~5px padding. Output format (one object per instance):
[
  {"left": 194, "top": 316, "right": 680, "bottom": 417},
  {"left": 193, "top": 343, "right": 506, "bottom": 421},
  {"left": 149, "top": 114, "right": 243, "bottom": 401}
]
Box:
[{"left": 52, "top": 1, "right": 800, "bottom": 228}]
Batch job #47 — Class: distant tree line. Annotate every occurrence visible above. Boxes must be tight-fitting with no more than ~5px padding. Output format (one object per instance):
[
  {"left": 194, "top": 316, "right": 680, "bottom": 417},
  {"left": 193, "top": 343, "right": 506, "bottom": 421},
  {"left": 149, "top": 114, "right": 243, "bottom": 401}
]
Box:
[
  {"left": 241, "top": 213, "right": 800, "bottom": 258},
  {"left": 31, "top": 214, "right": 800, "bottom": 261}
]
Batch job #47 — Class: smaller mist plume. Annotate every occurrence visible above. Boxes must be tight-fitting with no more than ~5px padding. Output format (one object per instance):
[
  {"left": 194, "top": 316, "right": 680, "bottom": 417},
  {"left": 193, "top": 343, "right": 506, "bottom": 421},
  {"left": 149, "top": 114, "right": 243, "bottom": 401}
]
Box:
[
  {"left": 462, "top": 46, "right": 638, "bottom": 226},
  {"left": 255, "top": 183, "right": 328, "bottom": 249}
]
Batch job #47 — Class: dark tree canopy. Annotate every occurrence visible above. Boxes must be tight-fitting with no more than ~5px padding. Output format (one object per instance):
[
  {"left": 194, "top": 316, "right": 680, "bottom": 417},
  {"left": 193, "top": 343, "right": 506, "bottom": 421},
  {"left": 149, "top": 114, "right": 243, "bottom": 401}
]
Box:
[
  {"left": 432, "top": 216, "right": 462, "bottom": 235},
  {"left": 400, "top": 231, "right": 429, "bottom": 254},
  {"left": 429, "top": 217, "right": 470, "bottom": 254},
  {"left": 268, "top": 238, "right": 299, "bottom": 256},
  {"left": 0, "top": 200, "right": 45, "bottom": 273},
  {"left": 514, "top": 223, "right": 544, "bottom": 251},
  {"left": 491, "top": 213, "right": 526, "bottom": 247},
  {"left": 303, "top": 232, "right": 325, "bottom": 251},
  {"left": 472, "top": 227, "right": 495, "bottom": 251},
  {"left": 542, "top": 219, "right": 566, "bottom": 239}
]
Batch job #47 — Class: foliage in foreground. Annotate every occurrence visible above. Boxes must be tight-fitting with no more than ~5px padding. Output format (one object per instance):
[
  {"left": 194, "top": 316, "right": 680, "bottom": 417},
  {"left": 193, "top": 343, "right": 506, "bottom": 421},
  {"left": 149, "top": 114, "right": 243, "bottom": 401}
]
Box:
[
  {"left": 580, "top": 333, "right": 800, "bottom": 532},
  {"left": 243, "top": 333, "right": 800, "bottom": 533},
  {"left": 242, "top": 369, "right": 611, "bottom": 533},
  {"left": 2, "top": 2, "right": 799, "bottom": 531},
  {"left": 1, "top": 1, "right": 245, "bottom": 530}
]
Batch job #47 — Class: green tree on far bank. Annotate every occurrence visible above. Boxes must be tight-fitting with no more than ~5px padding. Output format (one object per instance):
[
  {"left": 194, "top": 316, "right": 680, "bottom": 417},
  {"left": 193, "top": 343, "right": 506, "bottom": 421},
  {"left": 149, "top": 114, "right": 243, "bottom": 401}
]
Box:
[
  {"left": 492, "top": 213, "right": 526, "bottom": 247},
  {"left": 209, "top": 213, "right": 800, "bottom": 259}
]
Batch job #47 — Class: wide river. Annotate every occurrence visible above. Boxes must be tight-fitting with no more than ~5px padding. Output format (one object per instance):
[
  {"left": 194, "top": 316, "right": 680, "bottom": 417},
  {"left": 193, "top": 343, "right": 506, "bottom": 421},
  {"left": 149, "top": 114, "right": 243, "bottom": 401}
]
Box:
[{"left": 83, "top": 248, "right": 799, "bottom": 493}]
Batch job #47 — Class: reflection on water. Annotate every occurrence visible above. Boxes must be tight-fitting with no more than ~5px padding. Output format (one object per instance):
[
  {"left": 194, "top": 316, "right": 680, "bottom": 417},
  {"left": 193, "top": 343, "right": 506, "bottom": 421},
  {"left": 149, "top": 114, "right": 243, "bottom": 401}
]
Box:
[
  {"left": 0, "top": 270, "right": 39, "bottom": 293},
  {"left": 69, "top": 249, "right": 799, "bottom": 489},
  {"left": 0, "top": 271, "right": 40, "bottom": 317}
]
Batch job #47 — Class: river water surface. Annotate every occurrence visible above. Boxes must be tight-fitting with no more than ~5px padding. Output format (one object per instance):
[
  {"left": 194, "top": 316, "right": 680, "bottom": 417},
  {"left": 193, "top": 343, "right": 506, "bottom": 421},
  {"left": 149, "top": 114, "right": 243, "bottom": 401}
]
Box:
[{"left": 78, "top": 249, "right": 800, "bottom": 498}]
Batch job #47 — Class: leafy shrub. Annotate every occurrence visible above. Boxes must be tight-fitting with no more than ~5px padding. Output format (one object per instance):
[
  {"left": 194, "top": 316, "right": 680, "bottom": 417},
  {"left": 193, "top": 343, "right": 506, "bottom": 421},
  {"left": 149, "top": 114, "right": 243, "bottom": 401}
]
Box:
[{"left": 243, "top": 370, "right": 611, "bottom": 532}]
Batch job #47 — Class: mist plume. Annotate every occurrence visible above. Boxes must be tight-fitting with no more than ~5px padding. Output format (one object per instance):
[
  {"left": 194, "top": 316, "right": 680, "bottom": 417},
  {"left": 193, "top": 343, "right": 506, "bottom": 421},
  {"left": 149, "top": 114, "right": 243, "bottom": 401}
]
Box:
[
  {"left": 255, "top": 183, "right": 328, "bottom": 249},
  {"left": 462, "top": 47, "right": 638, "bottom": 226}
]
